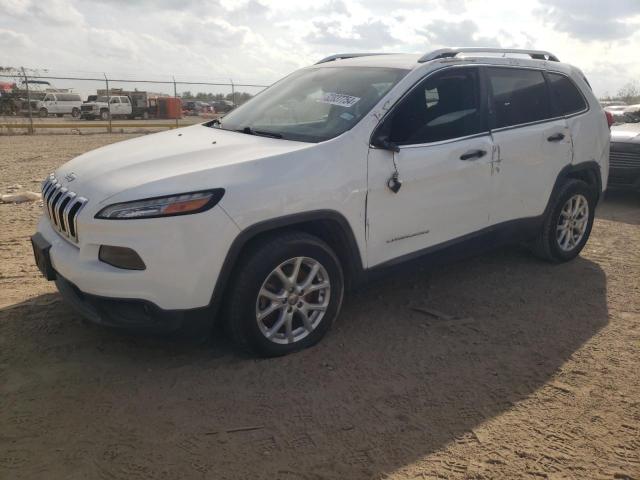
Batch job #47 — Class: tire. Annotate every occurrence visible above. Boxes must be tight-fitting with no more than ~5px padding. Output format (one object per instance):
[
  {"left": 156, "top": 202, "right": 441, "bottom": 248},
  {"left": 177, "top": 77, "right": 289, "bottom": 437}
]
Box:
[
  {"left": 530, "top": 179, "right": 596, "bottom": 263},
  {"left": 100, "top": 109, "right": 110, "bottom": 121},
  {"left": 38, "top": 108, "right": 48, "bottom": 118},
  {"left": 226, "top": 231, "right": 344, "bottom": 357},
  {"left": 71, "top": 108, "right": 80, "bottom": 118}
]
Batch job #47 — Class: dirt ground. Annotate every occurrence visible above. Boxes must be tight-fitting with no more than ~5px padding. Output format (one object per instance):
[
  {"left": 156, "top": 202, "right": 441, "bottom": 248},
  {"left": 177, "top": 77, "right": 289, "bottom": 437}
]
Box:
[{"left": 1, "top": 134, "right": 639, "bottom": 480}]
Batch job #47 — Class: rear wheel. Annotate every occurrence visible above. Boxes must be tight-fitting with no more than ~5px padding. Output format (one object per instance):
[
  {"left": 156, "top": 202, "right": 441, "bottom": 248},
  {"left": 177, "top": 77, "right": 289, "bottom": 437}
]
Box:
[
  {"left": 38, "top": 108, "right": 48, "bottom": 118},
  {"left": 71, "top": 107, "right": 80, "bottom": 118},
  {"left": 100, "top": 109, "right": 110, "bottom": 120},
  {"left": 531, "top": 179, "right": 596, "bottom": 262},
  {"left": 226, "top": 232, "right": 344, "bottom": 357}
]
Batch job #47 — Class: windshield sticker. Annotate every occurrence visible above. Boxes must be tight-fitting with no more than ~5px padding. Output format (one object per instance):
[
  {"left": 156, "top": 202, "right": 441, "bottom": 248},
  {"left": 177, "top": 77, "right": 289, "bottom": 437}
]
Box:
[{"left": 318, "top": 92, "right": 361, "bottom": 107}]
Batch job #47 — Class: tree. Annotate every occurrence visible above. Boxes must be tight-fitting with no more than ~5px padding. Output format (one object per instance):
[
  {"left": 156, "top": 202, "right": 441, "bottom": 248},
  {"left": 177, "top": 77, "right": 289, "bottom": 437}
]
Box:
[{"left": 617, "top": 81, "right": 640, "bottom": 105}]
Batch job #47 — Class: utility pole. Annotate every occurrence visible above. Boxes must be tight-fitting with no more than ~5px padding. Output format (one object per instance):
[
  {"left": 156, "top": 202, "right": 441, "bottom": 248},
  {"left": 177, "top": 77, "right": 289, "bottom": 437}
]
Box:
[
  {"left": 104, "top": 73, "right": 112, "bottom": 134},
  {"left": 21, "top": 67, "right": 34, "bottom": 135}
]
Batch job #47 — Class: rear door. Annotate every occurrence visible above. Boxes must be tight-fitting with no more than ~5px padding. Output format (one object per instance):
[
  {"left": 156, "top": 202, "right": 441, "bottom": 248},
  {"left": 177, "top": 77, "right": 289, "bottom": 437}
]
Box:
[{"left": 487, "top": 67, "right": 572, "bottom": 224}]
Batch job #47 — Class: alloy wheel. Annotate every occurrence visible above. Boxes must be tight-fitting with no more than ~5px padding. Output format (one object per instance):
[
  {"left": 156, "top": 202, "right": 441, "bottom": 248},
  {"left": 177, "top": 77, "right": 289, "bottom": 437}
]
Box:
[
  {"left": 255, "top": 256, "right": 331, "bottom": 345},
  {"left": 556, "top": 193, "right": 589, "bottom": 252}
]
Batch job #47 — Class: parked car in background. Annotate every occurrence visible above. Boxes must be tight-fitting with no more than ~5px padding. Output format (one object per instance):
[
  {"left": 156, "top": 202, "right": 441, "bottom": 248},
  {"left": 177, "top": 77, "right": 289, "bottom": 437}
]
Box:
[
  {"left": 623, "top": 104, "right": 640, "bottom": 123},
  {"left": 21, "top": 92, "right": 82, "bottom": 118},
  {"left": 604, "top": 104, "right": 629, "bottom": 123},
  {"left": 182, "top": 100, "right": 211, "bottom": 116},
  {"left": 609, "top": 123, "right": 640, "bottom": 190},
  {"left": 32, "top": 48, "right": 609, "bottom": 357},
  {"left": 80, "top": 95, "right": 132, "bottom": 120},
  {"left": 210, "top": 100, "right": 235, "bottom": 114}
]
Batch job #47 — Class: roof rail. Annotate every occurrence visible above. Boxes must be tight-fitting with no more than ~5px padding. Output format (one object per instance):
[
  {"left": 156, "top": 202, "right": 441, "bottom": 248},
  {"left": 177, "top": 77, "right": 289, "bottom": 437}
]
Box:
[
  {"left": 315, "top": 53, "right": 395, "bottom": 65},
  {"left": 418, "top": 48, "right": 560, "bottom": 63}
]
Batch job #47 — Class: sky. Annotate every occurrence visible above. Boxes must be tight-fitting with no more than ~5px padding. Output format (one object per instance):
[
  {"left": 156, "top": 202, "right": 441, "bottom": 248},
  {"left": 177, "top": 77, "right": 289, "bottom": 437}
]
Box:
[{"left": 1, "top": 0, "right": 639, "bottom": 98}]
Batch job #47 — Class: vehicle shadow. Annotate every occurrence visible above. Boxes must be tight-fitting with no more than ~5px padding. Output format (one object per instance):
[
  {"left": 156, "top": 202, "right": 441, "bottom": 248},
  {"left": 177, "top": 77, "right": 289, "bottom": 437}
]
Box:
[
  {"left": 0, "top": 247, "right": 608, "bottom": 479},
  {"left": 598, "top": 189, "right": 640, "bottom": 225}
]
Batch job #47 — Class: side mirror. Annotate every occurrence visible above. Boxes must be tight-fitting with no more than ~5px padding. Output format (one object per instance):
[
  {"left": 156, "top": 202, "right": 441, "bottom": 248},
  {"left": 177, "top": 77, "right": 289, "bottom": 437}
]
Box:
[{"left": 373, "top": 135, "right": 400, "bottom": 153}]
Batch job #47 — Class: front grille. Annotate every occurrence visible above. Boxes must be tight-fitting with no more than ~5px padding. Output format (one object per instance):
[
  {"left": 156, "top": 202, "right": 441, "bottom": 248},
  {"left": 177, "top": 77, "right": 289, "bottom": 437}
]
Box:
[
  {"left": 610, "top": 142, "right": 640, "bottom": 170},
  {"left": 80, "top": 105, "right": 93, "bottom": 112},
  {"left": 610, "top": 150, "right": 640, "bottom": 169},
  {"left": 41, "top": 174, "right": 88, "bottom": 243}
]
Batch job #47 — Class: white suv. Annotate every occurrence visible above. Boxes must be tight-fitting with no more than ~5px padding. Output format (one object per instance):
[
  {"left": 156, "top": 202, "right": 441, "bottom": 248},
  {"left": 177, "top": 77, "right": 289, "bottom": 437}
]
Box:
[{"left": 32, "top": 48, "right": 609, "bottom": 356}]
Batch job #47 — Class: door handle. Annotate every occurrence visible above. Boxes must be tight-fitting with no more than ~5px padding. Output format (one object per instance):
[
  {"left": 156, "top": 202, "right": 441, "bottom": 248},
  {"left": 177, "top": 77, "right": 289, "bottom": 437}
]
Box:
[
  {"left": 547, "top": 133, "right": 565, "bottom": 142},
  {"left": 459, "top": 149, "right": 487, "bottom": 161}
]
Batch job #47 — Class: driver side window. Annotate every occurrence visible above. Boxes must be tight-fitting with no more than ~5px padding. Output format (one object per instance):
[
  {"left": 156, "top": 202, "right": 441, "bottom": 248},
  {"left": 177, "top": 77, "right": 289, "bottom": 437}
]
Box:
[{"left": 386, "top": 67, "right": 484, "bottom": 145}]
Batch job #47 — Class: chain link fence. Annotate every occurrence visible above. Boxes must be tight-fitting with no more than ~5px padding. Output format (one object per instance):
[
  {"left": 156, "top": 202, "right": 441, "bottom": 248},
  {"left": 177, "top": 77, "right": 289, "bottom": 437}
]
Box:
[{"left": 0, "top": 69, "right": 269, "bottom": 134}]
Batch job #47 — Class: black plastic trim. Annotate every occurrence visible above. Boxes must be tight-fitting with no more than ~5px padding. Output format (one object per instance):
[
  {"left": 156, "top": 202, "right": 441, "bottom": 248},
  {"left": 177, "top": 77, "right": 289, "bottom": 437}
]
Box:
[
  {"left": 55, "top": 274, "right": 210, "bottom": 336},
  {"left": 369, "top": 216, "right": 544, "bottom": 272},
  {"left": 546, "top": 161, "right": 603, "bottom": 210},
  {"left": 207, "top": 210, "right": 364, "bottom": 318}
]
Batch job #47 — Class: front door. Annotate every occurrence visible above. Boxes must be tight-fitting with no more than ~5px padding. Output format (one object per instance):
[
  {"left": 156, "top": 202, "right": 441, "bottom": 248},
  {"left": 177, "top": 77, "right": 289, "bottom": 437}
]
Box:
[
  {"left": 366, "top": 66, "right": 495, "bottom": 267},
  {"left": 44, "top": 94, "right": 57, "bottom": 114}
]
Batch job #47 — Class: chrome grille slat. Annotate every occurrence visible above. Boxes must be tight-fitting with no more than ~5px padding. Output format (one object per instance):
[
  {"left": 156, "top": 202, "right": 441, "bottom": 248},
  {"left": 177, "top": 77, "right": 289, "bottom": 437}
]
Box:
[
  {"left": 41, "top": 174, "right": 87, "bottom": 243},
  {"left": 61, "top": 192, "right": 77, "bottom": 234},
  {"left": 53, "top": 187, "right": 68, "bottom": 227}
]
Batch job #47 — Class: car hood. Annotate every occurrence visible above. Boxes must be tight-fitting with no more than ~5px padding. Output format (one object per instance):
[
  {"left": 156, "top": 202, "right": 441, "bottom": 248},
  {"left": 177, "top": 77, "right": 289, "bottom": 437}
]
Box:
[
  {"left": 611, "top": 124, "right": 640, "bottom": 144},
  {"left": 54, "top": 124, "right": 312, "bottom": 205}
]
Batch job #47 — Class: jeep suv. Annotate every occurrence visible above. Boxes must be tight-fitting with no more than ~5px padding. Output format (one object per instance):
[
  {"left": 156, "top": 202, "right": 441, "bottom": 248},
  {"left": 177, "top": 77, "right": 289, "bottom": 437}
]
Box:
[{"left": 32, "top": 48, "right": 609, "bottom": 356}]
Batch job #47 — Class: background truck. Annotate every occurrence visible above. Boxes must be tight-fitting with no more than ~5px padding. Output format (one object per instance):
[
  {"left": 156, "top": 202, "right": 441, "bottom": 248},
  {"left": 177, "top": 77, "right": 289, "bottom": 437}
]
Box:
[{"left": 80, "top": 95, "right": 132, "bottom": 120}]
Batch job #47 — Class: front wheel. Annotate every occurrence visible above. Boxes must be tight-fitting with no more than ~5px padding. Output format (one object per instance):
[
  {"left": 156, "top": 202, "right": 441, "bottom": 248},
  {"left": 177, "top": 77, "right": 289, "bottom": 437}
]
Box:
[
  {"left": 38, "top": 108, "right": 48, "bottom": 118},
  {"left": 226, "top": 232, "right": 344, "bottom": 357},
  {"left": 531, "top": 179, "right": 596, "bottom": 262},
  {"left": 100, "top": 109, "right": 110, "bottom": 120}
]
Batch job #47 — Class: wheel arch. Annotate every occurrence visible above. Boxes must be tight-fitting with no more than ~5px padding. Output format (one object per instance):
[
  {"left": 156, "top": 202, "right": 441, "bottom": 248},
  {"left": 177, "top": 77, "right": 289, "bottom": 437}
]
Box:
[
  {"left": 545, "top": 161, "right": 602, "bottom": 217},
  {"left": 208, "top": 210, "right": 364, "bottom": 318}
]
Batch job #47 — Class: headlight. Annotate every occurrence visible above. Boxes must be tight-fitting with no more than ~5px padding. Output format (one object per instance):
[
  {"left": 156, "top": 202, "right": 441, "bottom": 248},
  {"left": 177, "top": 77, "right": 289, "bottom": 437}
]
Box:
[{"left": 95, "top": 189, "right": 225, "bottom": 219}]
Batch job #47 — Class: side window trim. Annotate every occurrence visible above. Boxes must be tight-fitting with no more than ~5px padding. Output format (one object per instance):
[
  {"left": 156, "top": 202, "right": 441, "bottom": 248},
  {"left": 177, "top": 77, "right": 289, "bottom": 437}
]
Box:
[
  {"left": 370, "top": 65, "right": 490, "bottom": 148},
  {"left": 545, "top": 70, "right": 590, "bottom": 119}
]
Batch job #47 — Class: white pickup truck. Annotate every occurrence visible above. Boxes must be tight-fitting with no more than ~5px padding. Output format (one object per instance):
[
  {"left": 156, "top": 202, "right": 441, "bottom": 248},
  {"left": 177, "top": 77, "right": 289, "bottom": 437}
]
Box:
[{"left": 80, "top": 95, "right": 132, "bottom": 120}]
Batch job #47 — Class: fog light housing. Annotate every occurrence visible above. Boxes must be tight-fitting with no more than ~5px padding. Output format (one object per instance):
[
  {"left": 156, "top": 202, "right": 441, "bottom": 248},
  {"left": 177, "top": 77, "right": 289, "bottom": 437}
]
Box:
[{"left": 99, "top": 245, "right": 146, "bottom": 270}]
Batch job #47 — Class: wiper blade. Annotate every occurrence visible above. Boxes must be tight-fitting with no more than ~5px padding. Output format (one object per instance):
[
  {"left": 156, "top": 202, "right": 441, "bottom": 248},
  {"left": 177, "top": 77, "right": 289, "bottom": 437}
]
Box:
[{"left": 236, "top": 126, "right": 283, "bottom": 139}]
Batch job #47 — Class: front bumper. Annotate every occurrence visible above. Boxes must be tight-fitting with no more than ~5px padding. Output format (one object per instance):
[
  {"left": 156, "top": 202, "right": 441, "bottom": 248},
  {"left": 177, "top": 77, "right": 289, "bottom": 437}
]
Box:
[
  {"left": 55, "top": 274, "right": 210, "bottom": 335},
  {"left": 35, "top": 204, "right": 240, "bottom": 311}
]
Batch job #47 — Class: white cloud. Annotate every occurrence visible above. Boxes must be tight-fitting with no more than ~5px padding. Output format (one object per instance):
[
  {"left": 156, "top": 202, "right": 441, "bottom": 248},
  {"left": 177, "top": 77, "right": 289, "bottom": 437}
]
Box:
[
  {"left": 0, "top": 27, "right": 34, "bottom": 49},
  {"left": 0, "top": 0, "right": 638, "bottom": 96}
]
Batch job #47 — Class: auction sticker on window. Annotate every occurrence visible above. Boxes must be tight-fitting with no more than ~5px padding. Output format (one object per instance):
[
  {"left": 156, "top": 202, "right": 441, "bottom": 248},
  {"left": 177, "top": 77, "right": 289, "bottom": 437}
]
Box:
[{"left": 318, "top": 92, "right": 361, "bottom": 107}]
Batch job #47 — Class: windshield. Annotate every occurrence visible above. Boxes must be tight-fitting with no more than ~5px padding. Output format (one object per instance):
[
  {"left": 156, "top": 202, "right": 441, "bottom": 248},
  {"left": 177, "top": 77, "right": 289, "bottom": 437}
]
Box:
[{"left": 211, "top": 66, "right": 409, "bottom": 143}]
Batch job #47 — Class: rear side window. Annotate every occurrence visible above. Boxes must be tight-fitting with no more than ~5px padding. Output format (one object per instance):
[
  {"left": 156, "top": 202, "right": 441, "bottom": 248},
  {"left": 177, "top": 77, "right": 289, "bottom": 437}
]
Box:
[
  {"left": 488, "top": 68, "right": 550, "bottom": 128},
  {"left": 386, "top": 67, "right": 484, "bottom": 145},
  {"left": 547, "top": 73, "right": 587, "bottom": 115}
]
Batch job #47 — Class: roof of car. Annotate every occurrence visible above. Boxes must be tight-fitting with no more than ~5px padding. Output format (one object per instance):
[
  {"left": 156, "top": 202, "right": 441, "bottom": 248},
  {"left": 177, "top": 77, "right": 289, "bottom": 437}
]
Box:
[{"left": 311, "top": 49, "right": 573, "bottom": 73}]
